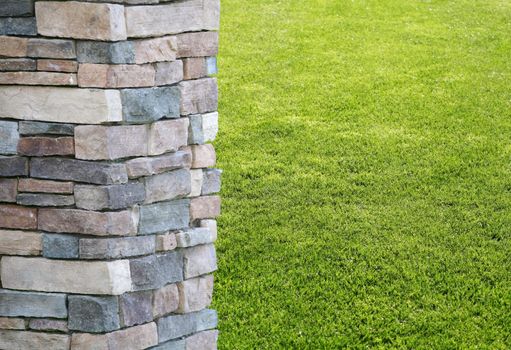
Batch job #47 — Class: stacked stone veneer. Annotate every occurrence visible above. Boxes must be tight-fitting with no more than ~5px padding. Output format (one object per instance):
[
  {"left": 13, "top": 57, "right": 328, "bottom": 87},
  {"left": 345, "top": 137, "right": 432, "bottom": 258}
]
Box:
[{"left": 0, "top": 0, "right": 220, "bottom": 349}]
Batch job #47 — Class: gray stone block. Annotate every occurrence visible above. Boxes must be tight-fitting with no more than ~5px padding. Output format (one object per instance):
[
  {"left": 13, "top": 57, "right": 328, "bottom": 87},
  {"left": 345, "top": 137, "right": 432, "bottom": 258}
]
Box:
[
  {"left": 0, "top": 0, "right": 34, "bottom": 17},
  {"left": 75, "top": 182, "right": 145, "bottom": 210},
  {"left": 79, "top": 236, "right": 155, "bottom": 259},
  {"left": 157, "top": 309, "right": 218, "bottom": 343},
  {"left": 0, "top": 156, "right": 27, "bottom": 176},
  {"left": 206, "top": 56, "right": 217, "bottom": 75},
  {"left": 151, "top": 339, "right": 186, "bottom": 350},
  {"left": 0, "top": 58, "right": 36, "bottom": 71},
  {"left": 119, "top": 291, "right": 153, "bottom": 327},
  {"left": 17, "top": 193, "right": 75, "bottom": 207},
  {"left": 0, "top": 120, "right": 18, "bottom": 155},
  {"left": 130, "top": 251, "right": 182, "bottom": 291},
  {"left": 77, "top": 41, "right": 135, "bottom": 64},
  {"left": 68, "top": 295, "right": 120, "bottom": 333},
  {"left": 188, "top": 114, "right": 204, "bottom": 145},
  {"left": 19, "top": 121, "right": 74, "bottom": 136},
  {"left": 0, "top": 17, "right": 36, "bottom": 36},
  {"left": 121, "top": 87, "right": 180, "bottom": 124},
  {"left": 0, "top": 289, "right": 67, "bottom": 318},
  {"left": 202, "top": 169, "right": 222, "bottom": 195},
  {"left": 42, "top": 234, "right": 79, "bottom": 259},
  {"left": 139, "top": 199, "right": 190, "bottom": 234},
  {"left": 30, "top": 158, "right": 128, "bottom": 185}
]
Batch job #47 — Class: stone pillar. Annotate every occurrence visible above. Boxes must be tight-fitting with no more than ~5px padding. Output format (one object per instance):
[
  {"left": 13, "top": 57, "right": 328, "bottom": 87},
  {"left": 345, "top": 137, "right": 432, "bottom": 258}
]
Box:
[{"left": 0, "top": 1, "right": 220, "bottom": 349}]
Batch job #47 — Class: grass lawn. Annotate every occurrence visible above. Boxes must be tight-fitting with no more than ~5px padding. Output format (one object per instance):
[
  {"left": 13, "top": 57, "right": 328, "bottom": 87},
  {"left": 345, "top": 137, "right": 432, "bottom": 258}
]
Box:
[{"left": 213, "top": 0, "right": 511, "bottom": 348}]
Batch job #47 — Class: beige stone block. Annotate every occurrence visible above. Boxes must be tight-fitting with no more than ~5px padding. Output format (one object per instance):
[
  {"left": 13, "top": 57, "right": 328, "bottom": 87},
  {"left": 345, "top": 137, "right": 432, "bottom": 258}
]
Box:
[
  {"left": 0, "top": 86, "right": 122, "bottom": 124},
  {"left": 144, "top": 169, "right": 191, "bottom": 204},
  {"left": 186, "top": 330, "right": 218, "bottom": 350},
  {"left": 0, "top": 330, "right": 69, "bottom": 350},
  {"left": 37, "top": 59, "right": 78, "bottom": 73},
  {"left": 180, "top": 78, "right": 218, "bottom": 115},
  {"left": 189, "top": 169, "right": 203, "bottom": 197},
  {"left": 0, "top": 72, "right": 76, "bottom": 86},
  {"left": 202, "top": 112, "right": 219, "bottom": 142},
  {"left": 190, "top": 195, "right": 221, "bottom": 221},
  {"left": 0, "top": 36, "right": 28, "bottom": 57},
  {"left": 71, "top": 323, "right": 158, "bottom": 350},
  {"left": 0, "top": 230, "right": 41, "bottom": 256},
  {"left": 134, "top": 36, "right": 177, "bottom": 64},
  {"left": 200, "top": 219, "right": 218, "bottom": 241},
  {"left": 0, "top": 317, "right": 25, "bottom": 330},
  {"left": 148, "top": 119, "right": 189, "bottom": 156},
  {"left": 191, "top": 144, "right": 216, "bottom": 168},
  {"left": 176, "top": 32, "right": 219, "bottom": 58},
  {"left": 126, "top": 150, "right": 192, "bottom": 178},
  {"left": 155, "top": 60, "right": 183, "bottom": 86},
  {"left": 156, "top": 233, "right": 177, "bottom": 252},
  {"left": 78, "top": 64, "right": 155, "bottom": 88},
  {"left": 152, "top": 283, "right": 179, "bottom": 318},
  {"left": 1, "top": 256, "right": 132, "bottom": 295},
  {"left": 36, "top": 1, "right": 127, "bottom": 41},
  {"left": 177, "top": 275, "right": 214, "bottom": 313},
  {"left": 183, "top": 244, "right": 217, "bottom": 279}
]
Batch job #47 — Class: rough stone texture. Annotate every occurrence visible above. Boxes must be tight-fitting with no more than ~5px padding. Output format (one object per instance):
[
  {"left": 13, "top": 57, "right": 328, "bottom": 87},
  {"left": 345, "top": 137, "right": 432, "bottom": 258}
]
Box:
[
  {"left": 38, "top": 208, "right": 138, "bottom": 236},
  {"left": 121, "top": 86, "right": 180, "bottom": 124},
  {"left": 176, "top": 32, "right": 219, "bottom": 58},
  {"left": 206, "top": 56, "right": 218, "bottom": 75},
  {"left": 16, "top": 193, "right": 75, "bottom": 207},
  {"left": 125, "top": 0, "right": 220, "bottom": 38},
  {"left": 186, "top": 330, "right": 219, "bottom": 350},
  {"left": 18, "top": 136, "right": 74, "bottom": 156},
  {"left": 145, "top": 169, "right": 191, "bottom": 204},
  {"left": 0, "top": 229, "right": 41, "bottom": 256},
  {"left": 191, "top": 144, "right": 216, "bottom": 168},
  {"left": 18, "top": 121, "right": 74, "bottom": 136},
  {"left": 180, "top": 78, "right": 218, "bottom": 115},
  {"left": 31, "top": 158, "right": 128, "bottom": 185},
  {"left": 75, "top": 124, "right": 148, "bottom": 160},
  {"left": 0, "top": 317, "right": 25, "bottom": 330},
  {"left": 177, "top": 275, "right": 214, "bottom": 313},
  {"left": 134, "top": 36, "right": 177, "bottom": 64},
  {"left": 130, "top": 251, "right": 183, "bottom": 291},
  {"left": 1, "top": 121, "right": 22, "bottom": 155},
  {"left": 37, "top": 59, "right": 78, "bottom": 73},
  {"left": 190, "top": 195, "right": 221, "bottom": 221},
  {"left": 157, "top": 309, "right": 218, "bottom": 343},
  {"left": 0, "top": 71, "right": 77, "bottom": 86},
  {"left": 0, "top": 36, "right": 28, "bottom": 57},
  {"left": 18, "top": 178, "right": 74, "bottom": 194},
  {"left": 27, "top": 39, "right": 76, "bottom": 59},
  {"left": 189, "top": 112, "right": 219, "bottom": 145},
  {"left": 126, "top": 150, "right": 192, "bottom": 178},
  {"left": 1, "top": 257, "right": 132, "bottom": 295},
  {"left": 189, "top": 169, "right": 203, "bottom": 198},
  {"left": 202, "top": 169, "right": 222, "bottom": 195},
  {"left": 139, "top": 199, "right": 190, "bottom": 234},
  {"left": 0, "top": 0, "right": 34, "bottom": 17},
  {"left": 155, "top": 60, "right": 183, "bottom": 86},
  {"left": 153, "top": 283, "right": 179, "bottom": 318},
  {"left": 0, "top": 86, "right": 122, "bottom": 124},
  {"left": 78, "top": 63, "right": 155, "bottom": 88},
  {"left": 75, "top": 183, "right": 145, "bottom": 210},
  {"left": 120, "top": 291, "right": 153, "bottom": 327},
  {"left": 0, "top": 330, "right": 70, "bottom": 350},
  {"left": 176, "top": 228, "right": 215, "bottom": 248},
  {"left": 80, "top": 236, "right": 155, "bottom": 259},
  {"left": 0, "top": 289, "right": 67, "bottom": 318},
  {"left": 183, "top": 58, "right": 207, "bottom": 80},
  {"left": 153, "top": 339, "right": 186, "bottom": 350},
  {"left": 0, "top": 156, "right": 28, "bottom": 176},
  {"left": 36, "top": 1, "right": 127, "bottom": 41},
  {"left": 0, "top": 17, "right": 36, "bottom": 36},
  {"left": 69, "top": 295, "right": 120, "bottom": 333},
  {"left": 0, "top": 178, "right": 17, "bottom": 202},
  {"left": 200, "top": 219, "right": 218, "bottom": 241},
  {"left": 0, "top": 204, "right": 36, "bottom": 229},
  {"left": 148, "top": 118, "right": 189, "bottom": 156},
  {"left": 77, "top": 40, "right": 135, "bottom": 64},
  {"left": 156, "top": 232, "right": 178, "bottom": 252},
  {"left": 183, "top": 244, "right": 217, "bottom": 279},
  {"left": 0, "top": 58, "right": 36, "bottom": 71},
  {"left": 29, "top": 319, "right": 68, "bottom": 333},
  {"left": 42, "top": 234, "right": 79, "bottom": 259}
]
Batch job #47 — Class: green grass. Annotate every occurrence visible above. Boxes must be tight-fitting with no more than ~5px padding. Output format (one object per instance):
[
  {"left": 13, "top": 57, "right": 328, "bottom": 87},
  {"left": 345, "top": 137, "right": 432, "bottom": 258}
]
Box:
[{"left": 212, "top": 0, "right": 511, "bottom": 348}]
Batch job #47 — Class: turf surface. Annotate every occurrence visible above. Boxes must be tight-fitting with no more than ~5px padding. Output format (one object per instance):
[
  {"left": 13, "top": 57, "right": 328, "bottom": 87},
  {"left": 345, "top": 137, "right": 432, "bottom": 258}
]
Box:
[{"left": 213, "top": 0, "right": 511, "bottom": 348}]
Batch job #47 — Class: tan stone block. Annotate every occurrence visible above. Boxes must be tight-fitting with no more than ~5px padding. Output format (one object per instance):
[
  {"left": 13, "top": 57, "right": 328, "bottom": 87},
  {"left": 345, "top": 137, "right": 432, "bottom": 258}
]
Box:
[
  {"left": 144, "top": 169, "right": 191, "bottom": 204},
  {"left": 155, "top": 60, "right": 183, "bottom": 86},
  {"left": 156, "top": 233, "right": 177, "bottom": 252},
  {"left": 189, "top": 169, "right": 203, "bottom": 197},
  {"left": 0, "top": 330, "right": 69, "bottom": 350},
  {"left": 191, "top": 144, "right": 216, "bottom": 168},
  {"left": 38, "top": 208, "right": 138, "bottom": 236},
  {"left": 75, "top": 124, "right": 148, "bottom": 160},
  {"left": 176, "top": 32, "right": 219, "bottom": 58},
  {"left": 183, "top": 244, "right": 217, "bottom": 279},
  {"left": 148, "top": 119, "right": 189, "bottom": 156},
  {"left": 37, "top": 59, "right": 78, "bottom": 73},
  {"left": 0, "top": 230, "right": 41, "bottom": 256},
  {"left": 71, "top": 333, "right": 108, "bottom": 350},
  {"left": 0, "top": 178, "right": 17, "bottom": 202},
  {"left": 18, "top": 179, "right": 74, "bottom": 194},
  {"left": 126, "top": 150, "right": 192, "bottom": 178},
  {"left": 0, "top": 204, "right": 37, "bottom": 230},
  {"left": 36, "top": 1, "right": 127, "bottom": 41},
  {"left": 0, "top": 86, "right": 122, "bottom": 124},
  {"left": 183, "top": 57, "right": 207, "bottom": 80},
  {"left": 134, "top": 36, "right": 177, "bottom": 64},
  {"left": 180, "top": 78, "right": 218, "bottom": 115},
  {"left": 177, "top": 275, "right": 214, "bottom": 313},
  {"left": 1, "top": 256, "right": 132, "bottom": 295},
  {"left": 0, "top": 36, "right": 28, "bottom": 57},
  {"left": 125, "top": 0, "right": 220, "bottom": 38},
  {"left": 190, "top": 195, "right": 221, "bottom": 221},
  {"left": 0, "top": 317, "right": 25, "bottom": 330},
  {"left": 18, "top": 137, "right": 75, "bottom": 156},
  {"left": 0, "top": 72, "right": 77, "bottom": 86},
  {"left": 153, "top": 283, "right": 179, "bottom": 318},
  {"left": 78, "top": 63, "right": 155, "bottom": 88},
  {"left": 72, "top": 323, "right": 158, "bottom": 350},
  {"left": 186, "top": 330, "right": 218, "bottom": 350}
]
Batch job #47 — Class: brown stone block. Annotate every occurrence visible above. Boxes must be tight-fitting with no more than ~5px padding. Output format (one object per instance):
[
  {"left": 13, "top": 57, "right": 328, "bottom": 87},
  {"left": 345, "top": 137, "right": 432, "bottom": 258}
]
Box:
[
  {"left": 18, "top": 137, "right": 74, "bottom": 156},
  {"left": 18, "top": 178, "right": 73, "bottom": 194},
  {"left": 0, "top": 178, "right": 17, "bottom": 202},
  {"left": 0, "top": 72, "right": 77, "bottom": 86},
  {"left": 78, "top": 63, "right": 155, "bottom": 88},
  {"left": 0, "top": 204, "right": 37, "bottom": 230},
  {"left": 183, "top": 57, "right": 207, "bottom": 80},
  {"left": 37, "top": 59, "right": 78, "bottom": 73},
  {"left": 190, "top": 195, "right": 221, "bottom": 221},
  {"left": 176, "top": 31, "right": 219, "bottom": 58},
  {"left": 0, "top": 36, "right": 28, "bottom": 57},
  {"left": 191, "top": 144, "right": 216, "bottom": 168}
]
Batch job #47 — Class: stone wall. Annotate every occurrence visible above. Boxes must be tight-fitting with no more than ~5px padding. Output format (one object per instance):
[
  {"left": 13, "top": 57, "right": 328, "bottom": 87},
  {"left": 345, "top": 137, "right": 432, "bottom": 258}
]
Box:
[{"left": 0, "top": 0, "right": 220, "bottom": 349}]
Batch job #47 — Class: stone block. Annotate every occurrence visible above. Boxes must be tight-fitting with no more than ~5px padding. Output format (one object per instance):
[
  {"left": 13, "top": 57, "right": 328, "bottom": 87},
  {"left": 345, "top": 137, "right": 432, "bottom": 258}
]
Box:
[
  {"left": 27, "top": 38, "right": 76, "bottom": 59},
  {"left": 1, "top": 257, "right": 132, "bottom": 295},
  {"left": 75, "top": 124, "right": 148, "bottom": 160},
  {"left": 0, "top": 0, "right": 34, "bottom": 17},
  {"left": 75, "top": 183, "right": 145, "bottom": 210},
  {"left": 77, "top": 40, "right": 135, "bottom": 64},
  {"left": 0, "top": 178, "right": 16, "bottom": 202},
  {"left": 139, "top": 199, "right": 190, "bottom": 234},
  {"left": 0, "top": 330, "right": 69, "bottom": 350},
  {"left": 130, "top": 251, "right": 183, "bottom": 291},
  {"left": 206, "top": 56, "right": 218, "bottom": 75},
  {"left": 190, "top": 196, "right": 221, "bottom": 221},
  {"left": 29, "top": 319, "right": 68, "bottom": 333},
  {"left": 121, "top": 86, "right": 180, "bottom": 124},
  {"left": 155, "top": 60, "right": 183, "bottom": 86},
  {"left": 202, "top": 169, "right": 222, "bottom": 195},
  {"left": 152, "top": 283, "right": 179, "bottom": 318},
  {"left": 18, "top": 178, "right": 74, "bottom": 194},
  {"left": 0, "top": 121, "right": 18, "bottom": 155},
  {"left": 38, "top": 208, "right": 138, "bottom": 236},
  {"left": 0, "top": 289, "right": 67, "bottom": 318},
  {"left": 17, "top": 136, "right": 74, "bottom": 156},
  {"left": 200, "top": 219, "right": 218, "bottom": 241},
  {"left": 0, "top": 317, "right": 25, "bottom": 330},
  {"left": 189, "top": 169, "right": 203, "bottom": 197},
  {"left": 37, "top": 59, "right": 78, "bottom": 73},
  {"left": 144, "top": 169, "right": 191, "bottom": 204},
  {"left": 36, "top": 1, "right": 127, "bottom": 41},
  {"left": 186, "top": 330, "right": 218, "bottom": 350},
  {"left": 0, "top": 86, "right": 122, "bottom": 124},
  {"left": 176, "top": 228, "right": 215, "bottom": 248},
  {"left": 177, "top": 275, "right": 214, "bottom": 313},
  {"left": 42, "top": 234, "right": 79, "bottom": 259},
  {"left": 191, "top": 144, "right": 216, "bottom": 168},
  {"left": 183, "top": 244, "right": 217, "bottom": 279},
  {"left": 148, "top": 118, "right": 189, "bottom": 156},
  {"left": 183, "top": 57, "right": 207, "bottom": 80},
  {"left": 125, "top": 0, "right": 220, "bottom": 38},
  {"left": 0, "top": 229, "right": 41, "bottom": 256},
  {"left": 0, "top": 204, "right": 36, "bottom": 229},
  {"left": 188, "top": 112, "right": 218, "bottom": 144},
  {"left": 0, "top": 36, "right": 28, "bottom": 57},
  {"left": 126, "top": 150, "right": 192, "bottom": 178},
  {"left": 16, "top": 193, "right": 74, "bottom": 207},
  {"left": 119, "top": 291, "right": 153, "bottom": 327},
  {"left": 0, "top": 17, "right": 36, "bottom": 36},
  {"left": 78, "top": 63, "right": 155, "bottom": 88},
  {"left": 0, "top": 71, "right": 77, "bottom": 86},
  {"left": 31, "top": 158, "right": 128, "bottom": 185},
  {"left": 176, "top": 32, "right": 219, "bottom": 58},
  {"left": 69, "top": 295, "right": 120, "bottom": 333},
  {"left": 157, "top": 309, "right": 218, "bottom": 343},
  {"left": 156, "top": 233, "right": 177, "bottom": 252},
  {"left": 0, "top": 58, "right": 36, "bottom": 71},
  {"left": 134, "top": 36, "right": 177, "bottom": 64},
  {"left": 19, "top": 121, "right": 74, "bottom": 135},
  {"left": 80, "top": 236, "right": 155, "bottom": 259},
  {"left": 153, "top": 339, "right": 186, "bottom": 350},
  {"left": 0, "top": 156, "right": 27, "bottom": 176},
  {"left": 180, "top": 78, "right": 218, "bottom": 115}
]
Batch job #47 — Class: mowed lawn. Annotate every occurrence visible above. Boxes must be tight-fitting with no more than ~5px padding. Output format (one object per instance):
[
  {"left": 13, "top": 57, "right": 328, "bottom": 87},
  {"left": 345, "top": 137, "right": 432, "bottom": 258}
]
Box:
[{"left": 213, "top": 0, "right": 511, "bottom": 348}]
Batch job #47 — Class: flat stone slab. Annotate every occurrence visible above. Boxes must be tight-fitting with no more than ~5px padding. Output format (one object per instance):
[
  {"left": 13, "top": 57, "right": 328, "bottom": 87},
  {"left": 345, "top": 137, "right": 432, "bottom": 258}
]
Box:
[{"left": 0, "top": 289, "right": 67, "bottom": 318}]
